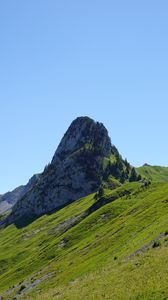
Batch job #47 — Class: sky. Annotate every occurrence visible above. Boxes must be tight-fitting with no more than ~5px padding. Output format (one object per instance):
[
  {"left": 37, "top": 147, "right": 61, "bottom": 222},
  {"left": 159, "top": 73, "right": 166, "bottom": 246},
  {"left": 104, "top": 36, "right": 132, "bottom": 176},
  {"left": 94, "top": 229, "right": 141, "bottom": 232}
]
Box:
[{"left": 0, "top": 0, "right": 168, "bottom": 193}]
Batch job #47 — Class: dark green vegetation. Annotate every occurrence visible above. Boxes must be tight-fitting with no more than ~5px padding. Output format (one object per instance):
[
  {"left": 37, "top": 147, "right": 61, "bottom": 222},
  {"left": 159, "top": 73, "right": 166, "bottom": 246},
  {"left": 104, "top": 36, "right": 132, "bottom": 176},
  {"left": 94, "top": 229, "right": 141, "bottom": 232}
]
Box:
[
  {"left": 136, "top": 165, "right": 168, "bottom": 182},
  {"left": 1, "top": 181, "right": 168, "bottom": 299}
]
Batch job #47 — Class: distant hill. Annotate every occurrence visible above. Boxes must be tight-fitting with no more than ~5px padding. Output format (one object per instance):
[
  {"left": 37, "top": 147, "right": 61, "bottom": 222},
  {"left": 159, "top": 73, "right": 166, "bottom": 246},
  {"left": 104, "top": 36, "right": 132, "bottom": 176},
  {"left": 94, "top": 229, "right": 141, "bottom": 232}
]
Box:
[
  {"left": 0, "top": 174, "right": 40, "bottom": 215},
  {"left": 136, "top": 165, "right": 168, "bottom": 182}
]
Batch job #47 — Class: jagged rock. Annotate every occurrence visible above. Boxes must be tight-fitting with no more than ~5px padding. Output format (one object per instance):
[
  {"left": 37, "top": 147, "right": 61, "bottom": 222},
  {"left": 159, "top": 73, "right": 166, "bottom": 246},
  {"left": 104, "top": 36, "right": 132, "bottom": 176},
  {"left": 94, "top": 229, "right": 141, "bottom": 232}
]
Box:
[{"left": 6, "top": 116, "right": 133, "bottom": 224}]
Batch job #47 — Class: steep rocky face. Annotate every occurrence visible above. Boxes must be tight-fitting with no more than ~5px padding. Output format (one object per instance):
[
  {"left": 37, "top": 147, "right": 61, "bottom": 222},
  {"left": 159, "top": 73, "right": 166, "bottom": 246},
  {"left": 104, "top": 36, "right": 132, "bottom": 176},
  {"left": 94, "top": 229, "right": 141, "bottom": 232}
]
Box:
[
  {"left": 7, "top": 117, "right": 133, "bottom": 224},
  {"left": 52, "top": 117, "right": 112, "bottom": 164}
]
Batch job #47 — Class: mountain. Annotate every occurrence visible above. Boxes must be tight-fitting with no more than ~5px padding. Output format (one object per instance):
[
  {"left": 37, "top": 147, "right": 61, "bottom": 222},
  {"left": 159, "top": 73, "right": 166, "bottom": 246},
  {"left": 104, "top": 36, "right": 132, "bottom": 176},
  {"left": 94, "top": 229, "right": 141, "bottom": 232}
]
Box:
[
  {"left": 0, "top": 174, "right": 40, "bottom": 215},
  {"left": 6, "top": 116, "right": 138, "bottom": 225},
  {"left": 136, "top": 165, "right": 168, "bottom": 182},
  {"left": 1, "top": 116, "right": 168, "bottom": 299}
]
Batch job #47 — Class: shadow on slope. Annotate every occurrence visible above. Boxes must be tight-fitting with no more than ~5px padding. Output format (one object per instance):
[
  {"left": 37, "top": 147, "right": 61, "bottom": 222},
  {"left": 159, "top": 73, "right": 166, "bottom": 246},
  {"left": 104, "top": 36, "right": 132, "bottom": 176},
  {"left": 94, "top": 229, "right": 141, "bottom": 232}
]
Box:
[{"left": 3, "top": 182, "right": 146, "bottom": 229}]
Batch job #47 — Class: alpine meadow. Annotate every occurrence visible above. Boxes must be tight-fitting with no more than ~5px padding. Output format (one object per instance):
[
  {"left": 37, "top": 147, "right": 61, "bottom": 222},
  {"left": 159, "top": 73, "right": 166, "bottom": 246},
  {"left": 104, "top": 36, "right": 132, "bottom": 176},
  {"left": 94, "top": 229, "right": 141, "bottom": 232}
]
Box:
[
  {"left": 1, "top": 1, "right": 168, "bottom": 299},
  {"left": 1, "top": 117, "right": 168, "bottom": 300}
]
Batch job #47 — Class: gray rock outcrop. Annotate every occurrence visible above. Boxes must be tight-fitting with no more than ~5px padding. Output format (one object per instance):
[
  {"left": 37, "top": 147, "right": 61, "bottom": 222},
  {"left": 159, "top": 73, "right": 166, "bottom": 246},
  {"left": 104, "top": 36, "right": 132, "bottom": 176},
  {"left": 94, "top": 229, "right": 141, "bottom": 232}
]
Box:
[{"left": 6, "top": 116, "right": 132, "bottom": 224}]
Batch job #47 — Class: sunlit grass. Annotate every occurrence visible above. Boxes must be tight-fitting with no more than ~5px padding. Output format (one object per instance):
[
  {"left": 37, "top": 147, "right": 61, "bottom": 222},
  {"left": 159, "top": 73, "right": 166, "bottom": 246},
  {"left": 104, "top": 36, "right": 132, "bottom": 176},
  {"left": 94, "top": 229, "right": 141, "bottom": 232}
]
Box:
[{"left": 1, "top": 182, "right": 168, "bottom": 299}]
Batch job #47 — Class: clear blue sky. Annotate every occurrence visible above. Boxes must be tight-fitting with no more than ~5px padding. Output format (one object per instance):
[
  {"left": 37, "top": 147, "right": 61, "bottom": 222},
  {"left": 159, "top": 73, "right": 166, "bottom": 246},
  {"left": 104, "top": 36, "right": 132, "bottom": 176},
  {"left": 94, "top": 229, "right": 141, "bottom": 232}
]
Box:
[{"left": 0, "top": 1, "right": 168, "bottom": 193}]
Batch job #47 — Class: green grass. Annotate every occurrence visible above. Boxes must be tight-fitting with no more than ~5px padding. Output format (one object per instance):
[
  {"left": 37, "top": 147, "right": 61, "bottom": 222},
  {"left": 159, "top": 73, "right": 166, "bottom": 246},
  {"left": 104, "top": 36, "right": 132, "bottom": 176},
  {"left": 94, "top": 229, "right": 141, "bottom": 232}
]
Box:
[
  {"left": 1, "top": 182, "right": 168, "bottom": 299},
  {"left": 32, "top": 244, "right": 168, "bottom": 300},
  {"left": 136, "top": 165, "right": 168, "bottom": 182}
]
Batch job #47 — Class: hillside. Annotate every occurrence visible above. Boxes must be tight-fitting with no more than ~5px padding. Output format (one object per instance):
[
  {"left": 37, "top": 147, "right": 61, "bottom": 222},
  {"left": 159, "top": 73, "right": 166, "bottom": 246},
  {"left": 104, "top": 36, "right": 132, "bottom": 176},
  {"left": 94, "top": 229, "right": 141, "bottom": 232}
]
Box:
[
  {"left": 136, "top": 165, "right": 168, "bottom": 182},
  {"left": 0, "top": 117, "right": 167, "bottom": 300},
  {"left": 1, "top": 181, "right": 168, "bottom": 299}
]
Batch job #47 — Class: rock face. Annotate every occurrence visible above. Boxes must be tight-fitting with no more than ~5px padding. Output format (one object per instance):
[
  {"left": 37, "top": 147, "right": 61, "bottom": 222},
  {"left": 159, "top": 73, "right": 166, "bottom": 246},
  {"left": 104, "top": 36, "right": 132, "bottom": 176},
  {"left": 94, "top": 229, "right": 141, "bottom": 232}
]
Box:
[
  {"left": 52, "top": 117, "right": 112, "bottom": 164},
  {"left": 7, "top": 116, "right": 132, "bottom": 224}
]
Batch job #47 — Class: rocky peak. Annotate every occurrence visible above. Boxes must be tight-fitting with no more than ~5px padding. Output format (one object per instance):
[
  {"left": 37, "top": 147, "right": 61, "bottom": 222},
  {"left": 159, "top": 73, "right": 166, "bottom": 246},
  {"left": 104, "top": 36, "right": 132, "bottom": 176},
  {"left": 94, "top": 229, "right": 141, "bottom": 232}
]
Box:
[
  {"left": 5, "top": 116, "right": 135, "bottom": 225},
  {"left": 52, "top": 116, "right": 112, "bottom": 164}
]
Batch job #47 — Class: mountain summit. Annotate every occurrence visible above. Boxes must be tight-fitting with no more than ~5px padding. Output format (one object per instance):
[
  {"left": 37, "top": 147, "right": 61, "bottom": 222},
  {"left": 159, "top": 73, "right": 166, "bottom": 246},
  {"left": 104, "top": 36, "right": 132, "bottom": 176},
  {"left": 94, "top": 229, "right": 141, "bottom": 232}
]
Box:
[
  {"left": 7, "top": 117, "right": 136, "bottom": 224},
  {"left": 52, "top": 116, "right": 112, "bottom": 164}
]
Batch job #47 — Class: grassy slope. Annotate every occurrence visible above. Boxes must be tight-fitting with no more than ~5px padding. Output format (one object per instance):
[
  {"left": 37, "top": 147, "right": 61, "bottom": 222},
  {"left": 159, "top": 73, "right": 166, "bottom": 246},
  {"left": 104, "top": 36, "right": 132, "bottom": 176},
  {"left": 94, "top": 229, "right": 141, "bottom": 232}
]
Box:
[
  {"left": 1, "top": 182, "right": 168, "bottom": 299},
  {"left": 136, "top": 165, "right": 168, "bottom": 182}
]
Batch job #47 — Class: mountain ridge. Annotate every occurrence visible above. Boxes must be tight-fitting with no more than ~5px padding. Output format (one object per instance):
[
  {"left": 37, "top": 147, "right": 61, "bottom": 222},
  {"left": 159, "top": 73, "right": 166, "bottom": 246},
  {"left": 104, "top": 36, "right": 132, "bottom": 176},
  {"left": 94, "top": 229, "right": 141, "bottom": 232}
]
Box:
[
  {"left": 136, "top": 165, "right": 168, "bottom": 182},
  {"left": 0, "top": 174, "right": 40, "bottom": 215}
]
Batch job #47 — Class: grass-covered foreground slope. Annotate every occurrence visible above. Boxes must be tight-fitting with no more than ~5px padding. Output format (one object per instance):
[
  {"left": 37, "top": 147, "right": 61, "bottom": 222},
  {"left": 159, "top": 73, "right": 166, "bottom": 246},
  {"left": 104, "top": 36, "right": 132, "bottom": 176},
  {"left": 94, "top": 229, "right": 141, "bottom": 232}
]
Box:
[
  {"left": 1, "top": 182, "right": 168, "bottom": 299},
  {"left": 136, "top": 165, "right": 168, "bottom": 182}
]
